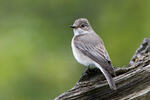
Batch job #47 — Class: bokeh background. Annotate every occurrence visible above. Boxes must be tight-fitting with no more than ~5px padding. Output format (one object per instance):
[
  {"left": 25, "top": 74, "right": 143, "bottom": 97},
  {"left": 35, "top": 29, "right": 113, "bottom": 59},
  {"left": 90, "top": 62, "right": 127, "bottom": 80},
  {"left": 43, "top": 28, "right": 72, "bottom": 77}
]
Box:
[{"left": 0, "top": 0, "right": 150, "bottom": 100}]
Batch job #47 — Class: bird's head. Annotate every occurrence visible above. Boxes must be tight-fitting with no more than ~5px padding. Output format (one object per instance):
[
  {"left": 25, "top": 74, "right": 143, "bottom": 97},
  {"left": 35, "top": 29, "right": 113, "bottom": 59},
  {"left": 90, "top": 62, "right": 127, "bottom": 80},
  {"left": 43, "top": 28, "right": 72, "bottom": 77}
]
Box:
[{"left": 70, "top": 18, "right": 93, "bottom": 35}]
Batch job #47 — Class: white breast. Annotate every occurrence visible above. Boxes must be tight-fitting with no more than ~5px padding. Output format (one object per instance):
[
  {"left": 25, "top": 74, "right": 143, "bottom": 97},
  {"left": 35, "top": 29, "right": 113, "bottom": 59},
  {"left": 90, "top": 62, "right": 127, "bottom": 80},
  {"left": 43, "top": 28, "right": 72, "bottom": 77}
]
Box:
[{"left": 71, "top": 36, "right": 93, "bottom": 66}]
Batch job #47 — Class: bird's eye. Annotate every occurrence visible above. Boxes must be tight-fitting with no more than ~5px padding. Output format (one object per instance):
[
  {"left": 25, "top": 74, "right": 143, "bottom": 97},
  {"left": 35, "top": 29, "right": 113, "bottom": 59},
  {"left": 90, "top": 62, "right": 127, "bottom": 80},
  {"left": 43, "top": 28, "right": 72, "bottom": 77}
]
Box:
[{"left": 81, "top": 24, "right": 85, "bottom": 27}]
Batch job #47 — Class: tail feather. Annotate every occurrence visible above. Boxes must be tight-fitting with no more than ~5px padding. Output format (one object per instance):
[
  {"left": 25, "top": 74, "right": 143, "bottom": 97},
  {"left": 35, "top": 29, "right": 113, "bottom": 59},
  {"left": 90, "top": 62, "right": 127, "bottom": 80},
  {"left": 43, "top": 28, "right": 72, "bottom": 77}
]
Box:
[{"left": 95, "top": 63, "right": 116, "bottom": 90}]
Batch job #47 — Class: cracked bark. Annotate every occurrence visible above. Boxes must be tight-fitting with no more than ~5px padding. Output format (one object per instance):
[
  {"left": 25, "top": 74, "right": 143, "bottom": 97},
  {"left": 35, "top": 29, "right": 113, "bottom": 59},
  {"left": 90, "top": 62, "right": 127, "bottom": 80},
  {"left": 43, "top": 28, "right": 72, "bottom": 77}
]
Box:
[{"left": 55, "top": 37, "right": 150, "bottom": 100}]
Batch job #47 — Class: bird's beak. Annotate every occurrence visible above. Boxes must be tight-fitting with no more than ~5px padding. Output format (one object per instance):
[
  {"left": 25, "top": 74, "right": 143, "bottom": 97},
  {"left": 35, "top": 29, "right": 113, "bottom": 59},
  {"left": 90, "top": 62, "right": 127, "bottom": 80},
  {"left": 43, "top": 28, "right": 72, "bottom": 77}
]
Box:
[{"left": 70, "top": 25, "right": 77, "bottom": 29}]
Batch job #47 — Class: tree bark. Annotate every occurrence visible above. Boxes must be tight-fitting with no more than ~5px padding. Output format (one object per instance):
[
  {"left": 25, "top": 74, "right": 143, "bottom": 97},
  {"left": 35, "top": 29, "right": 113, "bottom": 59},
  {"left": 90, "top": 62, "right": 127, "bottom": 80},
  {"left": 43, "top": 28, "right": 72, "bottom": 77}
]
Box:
[{"left": 55, "top": 37, "right": 150, "bottom": 100}]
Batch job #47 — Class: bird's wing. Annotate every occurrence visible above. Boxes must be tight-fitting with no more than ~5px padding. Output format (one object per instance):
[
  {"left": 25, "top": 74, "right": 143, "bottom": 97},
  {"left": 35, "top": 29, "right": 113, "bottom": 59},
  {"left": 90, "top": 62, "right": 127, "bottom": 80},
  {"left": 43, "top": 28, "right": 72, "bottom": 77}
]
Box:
[{"left": 74, "top": 33, "right": 114, "bottom": 74}]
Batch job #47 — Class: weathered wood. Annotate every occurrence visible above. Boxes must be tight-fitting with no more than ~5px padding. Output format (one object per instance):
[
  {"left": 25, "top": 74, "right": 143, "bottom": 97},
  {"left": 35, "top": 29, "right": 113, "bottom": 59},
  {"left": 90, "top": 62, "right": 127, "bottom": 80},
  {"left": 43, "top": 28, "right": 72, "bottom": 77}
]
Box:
[{"left": 55, "top": 37, "right": 150, "bottom": 100}]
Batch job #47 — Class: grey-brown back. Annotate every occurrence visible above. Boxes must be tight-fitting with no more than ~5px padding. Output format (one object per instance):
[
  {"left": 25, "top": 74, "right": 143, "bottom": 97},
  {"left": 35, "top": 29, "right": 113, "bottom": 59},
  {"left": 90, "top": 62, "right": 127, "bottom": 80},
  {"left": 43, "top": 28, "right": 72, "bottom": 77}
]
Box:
[{"left": 74, "top": 32, "right": 115, "bottom": 75}]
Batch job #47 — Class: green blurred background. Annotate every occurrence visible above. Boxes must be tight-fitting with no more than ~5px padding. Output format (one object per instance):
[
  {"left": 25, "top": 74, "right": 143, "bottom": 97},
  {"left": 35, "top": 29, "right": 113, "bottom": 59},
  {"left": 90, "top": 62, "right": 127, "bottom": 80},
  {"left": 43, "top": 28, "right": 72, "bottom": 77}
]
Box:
[{"left": 0, "top": 0, "right": 150, "bottom": 100}]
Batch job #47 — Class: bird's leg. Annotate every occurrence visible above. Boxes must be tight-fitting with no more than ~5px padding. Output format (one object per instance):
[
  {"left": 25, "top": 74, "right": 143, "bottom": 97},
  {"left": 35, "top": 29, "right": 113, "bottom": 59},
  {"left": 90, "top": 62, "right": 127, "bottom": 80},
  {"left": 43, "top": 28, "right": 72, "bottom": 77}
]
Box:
[
  {"left": 85, "top": 65, "right": 99, "bottom": 76},
  {"left": 78, "top": 65, "right": 102, "bottom": 82}
]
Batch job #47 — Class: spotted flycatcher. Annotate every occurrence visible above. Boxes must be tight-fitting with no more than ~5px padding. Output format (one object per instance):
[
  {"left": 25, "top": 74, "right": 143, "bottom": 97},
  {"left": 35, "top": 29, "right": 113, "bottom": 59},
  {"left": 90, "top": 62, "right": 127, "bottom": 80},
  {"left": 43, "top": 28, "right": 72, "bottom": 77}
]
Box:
[{"left": 70, "top": 18, "right": 116, "bottom": 90}]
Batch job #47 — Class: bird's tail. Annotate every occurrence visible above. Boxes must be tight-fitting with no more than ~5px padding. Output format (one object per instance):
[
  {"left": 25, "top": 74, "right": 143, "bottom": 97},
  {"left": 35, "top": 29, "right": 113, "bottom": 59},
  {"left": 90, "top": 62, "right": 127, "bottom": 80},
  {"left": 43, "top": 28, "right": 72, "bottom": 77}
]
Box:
[{"left": 95, "top": 63, "right": 116, "bottom": 90}]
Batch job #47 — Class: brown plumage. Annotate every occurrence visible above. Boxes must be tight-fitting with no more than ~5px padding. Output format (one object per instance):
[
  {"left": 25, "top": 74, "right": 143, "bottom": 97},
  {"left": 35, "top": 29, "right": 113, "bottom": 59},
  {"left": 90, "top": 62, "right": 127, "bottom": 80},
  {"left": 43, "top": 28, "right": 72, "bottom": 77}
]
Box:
[
  {"left": 71, "top": 18, "right": 116, "bottom": 90},
  {"left": 74, "top": 33, "right": 115, "bottom": 75}
]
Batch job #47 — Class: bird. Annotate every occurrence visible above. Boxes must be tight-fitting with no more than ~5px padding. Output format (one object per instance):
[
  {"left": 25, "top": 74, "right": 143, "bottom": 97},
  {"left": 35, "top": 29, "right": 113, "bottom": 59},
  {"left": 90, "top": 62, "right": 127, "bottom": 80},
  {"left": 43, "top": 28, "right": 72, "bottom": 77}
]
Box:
[{"left": 70, "top": 18, "right": 116, "bottom": 90}]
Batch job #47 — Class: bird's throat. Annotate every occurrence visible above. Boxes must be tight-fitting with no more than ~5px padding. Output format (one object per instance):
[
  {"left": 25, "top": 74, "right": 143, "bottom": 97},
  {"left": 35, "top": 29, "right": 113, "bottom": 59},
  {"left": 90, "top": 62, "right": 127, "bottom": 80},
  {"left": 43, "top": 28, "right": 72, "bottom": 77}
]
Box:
[{"left": 73, "top": 28, "right": 88, "bottom": 36}]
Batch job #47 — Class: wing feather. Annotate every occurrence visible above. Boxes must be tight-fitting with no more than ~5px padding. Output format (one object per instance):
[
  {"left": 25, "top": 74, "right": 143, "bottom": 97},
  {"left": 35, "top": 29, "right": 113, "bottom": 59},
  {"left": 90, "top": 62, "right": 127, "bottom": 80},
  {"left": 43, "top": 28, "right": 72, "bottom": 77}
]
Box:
[{"left": 74, "top": 33, "right": 114, "bottom": 74}]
